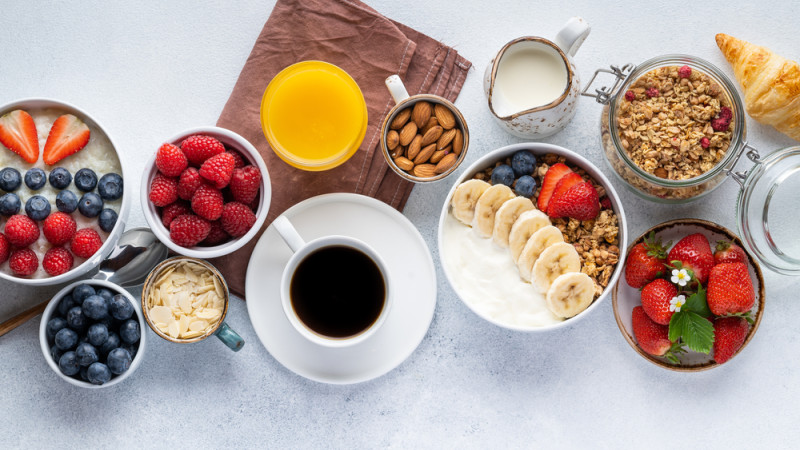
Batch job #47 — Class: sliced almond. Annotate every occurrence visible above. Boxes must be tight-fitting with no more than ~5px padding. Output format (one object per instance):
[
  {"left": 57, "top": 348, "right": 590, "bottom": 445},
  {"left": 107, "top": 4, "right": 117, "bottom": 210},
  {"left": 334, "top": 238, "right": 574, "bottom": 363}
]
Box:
[
  {"left": 386, "top": 130, "right": 399, "bottom": 150},
  {"left": 434, "top": 153, "right": 458, "bottom": 174},
  {"left": 421, "top": 125, "right": 443, "bottom": 146},
  {"left": 390, "top": 108, "right": 411, "bottom": 130},
  {"left": 413, "top": 143, "right": 436, "bottom": 165},
  {"left": 437, "top": 128, "right": 457, "bottom": 150},
  {"left": 394, "top": 156, "right": 414, "bottom": 172},
  {"left": 452, "top": 129, "right": 464, "bottom": 155},
  {"left": 411, "top": 101, "right": 432, "bottom": 129},
  {"left": 399, "top": 121, "right": 418, "bottom": 146},
  {"left": 434, "top": 104, "right": 456, "bottom": 129},
  {"left": 413, "top": 164, "right": 436, "bottom": 178},
  {"left": 406, "top": 134, "right": 422, "bottom": 160},
  {"left": 149, "top": 305, "right": 173, "bottom": 324}
]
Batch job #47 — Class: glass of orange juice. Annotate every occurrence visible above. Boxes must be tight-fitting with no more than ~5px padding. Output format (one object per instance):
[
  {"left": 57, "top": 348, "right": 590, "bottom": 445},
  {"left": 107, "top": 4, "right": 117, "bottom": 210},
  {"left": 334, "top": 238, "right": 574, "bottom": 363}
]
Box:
[{"left": 260, "top": 61, "right": 368, "bottom": 171}]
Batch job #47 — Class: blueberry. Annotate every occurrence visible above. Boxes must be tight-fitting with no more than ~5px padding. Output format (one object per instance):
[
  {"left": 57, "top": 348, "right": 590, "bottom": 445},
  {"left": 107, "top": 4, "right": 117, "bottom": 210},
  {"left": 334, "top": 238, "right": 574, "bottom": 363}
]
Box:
[
  {"left": 87, "top": 323, "right": 109, "bottom": 347},
  {"left": 511, "top": 150, "right": 537, "bottom": 177},
  {"left": 109, "top": 294, "right": 134, "bottom": 321},
  {"left": 78, "top": 335, "right": 89, "bottom": 346},
  {"left": 491, "top": 164, "right": 515, "bottom": 187},
  {"left": 56, "top": 190, "right": 78, "bottom": 213},
  {"left": 119, "top": 319, "right": 140, "bottom": 344},
  {"left": 24, "top": 168, "right": 46, "bottom": 190},
  {"left": 77, "top": 192, "right": 103, "bottom": 218},
  {"left": 96, "top": 288, "right": 114, "bottom": 303},
  {"left": 46, "top": 317, "right": 68, "bottom": 342},
  {"left": 96, "top": 315, "right": 115, "bottom": 329},
  {"left": 107, "top": 348, "right": 132, "bottom": 375},
  {"left": 24, "top": 195, "right": 51, "bottom": 221},
  {"left": 0, "top": 168, "right": 21, "bottom": 191},
  {"left": 0, "top": 193, "right": 20, "bottom": 216},
  {"left": 48, "top": 167, "right": 72, "bottom": 189},
  {"left": 74, "top": 168, "right": 97, "bottom": 192},
  {"left": 57, "top": 294, "right": 76, "bottom": 317},
  {"left": 55, "top": 328, "right": 79, "bottom": 350},
  {"left": 98, "top": 209, "right": 118, "bottom": 232},
  {"left": 97, "top": 173, "right": 123, "bottom": 201},
  {"left": 66, "top": 306, "right": 86, "bottom": 330},
  {"left": 87, "top": 362, "right": 112, "bottom": 385},
  {"left": 121, "top": 342, "right": 138, "bottom": 359},
  {"left": 82, "top": 295, "right": 109, "bottom": 320},
  {"left": 72, "top": 284, "right": 96, "bottom": 304},
  {"left": 514, "top": 175, "right": 537, "bottom": 198},
  {"left": 58, "top": 351, "right": 80, "bottom": 376},
  {"left": 99, "top": 332, "right": 121, "bottom": 357},
  {"left": 75, "top": 343, "right": 100, "bottom": 367},
  {"left": 79, "top": 366, "right": 90, "bottom": 381},
  {"left": 50, "top": 345, "right": 65, "bottom": 363}
]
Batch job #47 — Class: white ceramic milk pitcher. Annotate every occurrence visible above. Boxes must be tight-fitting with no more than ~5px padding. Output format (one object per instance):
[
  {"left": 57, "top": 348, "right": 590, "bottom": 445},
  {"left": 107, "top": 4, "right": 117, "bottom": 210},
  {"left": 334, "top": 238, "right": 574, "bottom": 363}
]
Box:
[{"left": 483, "top": 17, "right": 591, "bottom": 139}]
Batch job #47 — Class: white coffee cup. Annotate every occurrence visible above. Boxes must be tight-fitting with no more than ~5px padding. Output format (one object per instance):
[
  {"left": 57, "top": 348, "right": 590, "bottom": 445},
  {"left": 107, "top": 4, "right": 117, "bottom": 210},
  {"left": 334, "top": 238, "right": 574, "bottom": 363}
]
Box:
[{"left": 272, "top": 215, "right": 392, "bottom": 347}]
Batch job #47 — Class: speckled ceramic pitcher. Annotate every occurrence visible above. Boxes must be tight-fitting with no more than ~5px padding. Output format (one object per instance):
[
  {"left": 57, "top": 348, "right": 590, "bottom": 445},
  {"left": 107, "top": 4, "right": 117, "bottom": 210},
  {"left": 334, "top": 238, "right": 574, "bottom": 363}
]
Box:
[{"left": 484, "top": 17, "right": 590, "bottom": 139}]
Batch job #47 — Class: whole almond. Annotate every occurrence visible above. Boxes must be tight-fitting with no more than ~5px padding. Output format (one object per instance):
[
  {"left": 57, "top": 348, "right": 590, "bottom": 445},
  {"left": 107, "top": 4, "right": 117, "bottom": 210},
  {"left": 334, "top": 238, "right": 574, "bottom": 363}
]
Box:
[
  {"left": 399, "top": 121, "right": 418, "bottom": 146},
  {"left": 390, "top": 146, "right": 404, "bottom": 159},
  {"left": 421, "top": 116, "right": 439, "bottom": 135},
  {"left": 434, "top": 153, "right": 457, "bottom": 174},
  {"left": 434, "top": 104, "right": 456, "bottom": 129},
  {"left": 414, "top": 143, "right": 436, "bottom": 165},
  {"left": 437, "top": 128, "right": 456, "bottom": 150},
  {"left": 411, "top": 101, "right": 432, "bottom": 129},
  {"left": 394, "top": 156, "right": 414, "bottom": 172},
  {"left": 430, "top": 149, "right": 447, "bottom": 164},
  {"left": 406, "top": 135, "right": 423, "bottom": 160},
  {"left": 421, "top": 125, "right": 443, "bottom": 146},
  {"left": 390, "top": 108, "right": 411, "bottom": 130},
  {"left": 452, "top": 129, "right": 464, "bottom": 155},
  {"left": 386, "top": 130, "right": 400, "bottom": 150},
  {"left": 413, "top": 164, "right": 436, "bottom": 178}
]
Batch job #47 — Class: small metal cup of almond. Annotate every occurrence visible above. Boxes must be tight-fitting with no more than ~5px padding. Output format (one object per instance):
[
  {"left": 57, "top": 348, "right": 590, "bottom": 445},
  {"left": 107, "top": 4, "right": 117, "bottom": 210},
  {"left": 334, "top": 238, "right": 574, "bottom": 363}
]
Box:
[{"left": 380, "top": 75, "right": 469, "bottom": 182}]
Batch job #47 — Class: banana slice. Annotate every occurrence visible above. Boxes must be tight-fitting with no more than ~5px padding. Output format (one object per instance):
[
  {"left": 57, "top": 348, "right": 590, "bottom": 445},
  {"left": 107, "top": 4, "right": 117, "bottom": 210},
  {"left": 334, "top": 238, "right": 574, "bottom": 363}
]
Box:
[
  {"left": 492, "top": 197, "right": 535, "bottom": 248},
  {"left": 508, "top": 209, "right": 551, "bottom": 263},
  {"left": 472, "top": 184, "right": 515, "bottom": 238},
  {"left": 450, "top": 179, "right": 491, "bottom": 225},
  {"left": 546, "top": 272, "right": 595, "bottom": 318},
  {"left": 516, "top": 225, "right": 564, "bottom": 282},
  {"left": 531, "top": 242, "right": 581, "bottom": 293}
]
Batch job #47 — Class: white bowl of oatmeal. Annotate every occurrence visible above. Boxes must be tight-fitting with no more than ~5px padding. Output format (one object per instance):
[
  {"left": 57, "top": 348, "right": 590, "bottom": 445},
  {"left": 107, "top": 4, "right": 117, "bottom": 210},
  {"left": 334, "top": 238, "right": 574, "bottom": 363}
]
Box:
[
  {"left": 0, "top": 98, "right": 128, "bottom": 286},
  {"left": 438, "top": 142, "right": 628, "bottom": 332}
]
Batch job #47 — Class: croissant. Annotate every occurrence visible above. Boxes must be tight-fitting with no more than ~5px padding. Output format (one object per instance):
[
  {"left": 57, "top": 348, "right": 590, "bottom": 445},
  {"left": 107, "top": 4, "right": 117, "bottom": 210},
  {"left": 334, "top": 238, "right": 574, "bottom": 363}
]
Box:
[{"left": 715, "top": 33, "right": 800, "bottom": 141}]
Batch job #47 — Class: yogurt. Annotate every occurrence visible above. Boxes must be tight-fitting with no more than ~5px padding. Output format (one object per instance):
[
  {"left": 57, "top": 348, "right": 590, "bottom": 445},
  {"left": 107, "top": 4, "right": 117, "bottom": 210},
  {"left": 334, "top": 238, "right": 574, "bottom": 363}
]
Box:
[{"left": 441, "top": 214, "right": 562, "bottom": 328}]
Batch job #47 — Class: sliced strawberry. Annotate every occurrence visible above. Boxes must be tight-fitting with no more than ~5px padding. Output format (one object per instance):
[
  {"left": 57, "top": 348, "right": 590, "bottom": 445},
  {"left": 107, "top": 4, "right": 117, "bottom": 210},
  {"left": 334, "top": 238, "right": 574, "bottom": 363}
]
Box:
[
  {"left": 546, "top": 172, "right": 583, "bottom": 216},
  {"left": 43, "top": 114, "right": 90, "bottom": 165},
  {"left": 536, "top": 163, "right": 572, "bottom": 211},
  {"left": 547, "top": 182, "right": 600, "bottom": 220},
  {"left": 0, "top": 110, "right": 39, "bottom": 163}
]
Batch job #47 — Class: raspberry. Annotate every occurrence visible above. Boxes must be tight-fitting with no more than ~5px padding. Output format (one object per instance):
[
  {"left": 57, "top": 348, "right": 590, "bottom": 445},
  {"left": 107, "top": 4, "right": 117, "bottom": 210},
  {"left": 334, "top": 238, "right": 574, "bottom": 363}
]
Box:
[
  {"left": 700, "top": 137, "right": 710, "bottom": 148},
  {"left": 624, "top": 90, "right": 635, "bottom": 102},
  {"left": 43, "top": 212, "right": 77, "bottom": 246},
  {"left": 227, "top": 150, "right": 246, "bottom": 169},
  {"left": 645, "top": 87, "right": 659, "bottom": 98},
  {"left": 221, "top": 202, "right": 257, "bottom": 238},
  {"left": 0, "top": 233, "right": 9, "bottom": 264},
  {"left": 719, "top": 106, "right": 733, "bottom": 121},
  {"left": 155, "top": 143, "right": 189, "bottom": 177},
  {"left": 711, "top": 117, "right": 731, "bottom": 132},
  {"left": 229, "top": 166, "right": 261, "bottom": 205},
  {"left": 149, "top": 173, "right": 179, "bottom": 207},
  {"left": 161, "top": 202, "right": 192, "bottom": 228},
  {"left": 9, "top": 249, "right": 38, "bottom": 276},
  {"left": 199, "top": 153, "right": 235, "bottom": 189},
  {"left": 191, "top": 184, "right": 224, "bottom": 221},
  {"left": 180, "top": 135, "right": 225, "bottom": 167},
  {"left": 202, "top": 220, "right": 230, "bottom": 246},
  {"left": 43, "top": 246, "right": 74, "bottom": 276},
  {"left": 4, "top": 214, "right": 40, "bottom": 247},
  {"left": 169, "top": 214, "right": 211, "bottom": 247},
  {"left": 71, "top": 228, "right": 103, "bottom": 259},
  {"left": 678, "top": 65, "right": 692, "bottom": 78},
  {"left": 178, "top": 167, "right": 203, "bottom": 201},
  {"left": 600, "top": 197, "right": 612, "bottom": 210}
]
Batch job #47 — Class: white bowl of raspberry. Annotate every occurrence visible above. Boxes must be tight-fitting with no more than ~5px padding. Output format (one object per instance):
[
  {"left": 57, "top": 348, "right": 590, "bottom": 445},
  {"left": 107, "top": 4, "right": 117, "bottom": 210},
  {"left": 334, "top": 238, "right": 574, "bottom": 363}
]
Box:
[
  {"left": 0, "top": 98, "right": 130, "bottom": 286},
  {"left": 140, "top": 127, "right": 271, "bottom": 259}
]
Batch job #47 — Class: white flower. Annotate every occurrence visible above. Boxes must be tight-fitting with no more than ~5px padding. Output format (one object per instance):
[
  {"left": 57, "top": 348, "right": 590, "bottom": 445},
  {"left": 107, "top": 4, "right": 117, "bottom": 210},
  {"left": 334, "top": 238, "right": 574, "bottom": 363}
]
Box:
[
  {"left": 670, "top": 295, "right": 686, "bottom": 312},
  {"left": 671, "top": 268, "right": 690, "bottom": 286}
]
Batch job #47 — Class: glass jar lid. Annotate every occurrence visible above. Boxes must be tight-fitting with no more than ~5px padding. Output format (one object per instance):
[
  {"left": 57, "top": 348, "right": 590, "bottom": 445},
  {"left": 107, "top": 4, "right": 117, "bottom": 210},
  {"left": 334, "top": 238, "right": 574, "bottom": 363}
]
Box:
[{"left": 736, "top": 145, "right": 800, "bottom": 275}]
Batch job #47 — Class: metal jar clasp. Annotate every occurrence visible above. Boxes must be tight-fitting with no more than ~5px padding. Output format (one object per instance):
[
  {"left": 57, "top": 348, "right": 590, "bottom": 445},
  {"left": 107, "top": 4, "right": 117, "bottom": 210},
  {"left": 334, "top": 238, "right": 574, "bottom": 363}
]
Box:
[
  {"left": 581, "top": 64, "right": 635, "bottom": 104},
  {"left": 724, "top": 143, "right": 762, "bottom": 188}
]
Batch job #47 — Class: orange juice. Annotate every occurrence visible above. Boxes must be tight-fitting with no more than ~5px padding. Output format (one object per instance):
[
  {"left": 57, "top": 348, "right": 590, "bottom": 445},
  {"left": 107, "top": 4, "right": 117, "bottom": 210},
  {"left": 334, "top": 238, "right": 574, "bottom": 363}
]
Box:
[{"left": 261, "top": 61, "right": 368, "bottom": 171}]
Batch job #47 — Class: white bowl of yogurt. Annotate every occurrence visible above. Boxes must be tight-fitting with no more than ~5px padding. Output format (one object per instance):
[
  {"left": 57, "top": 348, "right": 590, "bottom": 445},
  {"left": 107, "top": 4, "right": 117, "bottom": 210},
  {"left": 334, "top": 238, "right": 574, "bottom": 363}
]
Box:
[
  {"left": 0, "top": 98, "right": 129, "bottom": 286},
  {"left": 438, "top": 142, "right": 627, "bottom": 332}
]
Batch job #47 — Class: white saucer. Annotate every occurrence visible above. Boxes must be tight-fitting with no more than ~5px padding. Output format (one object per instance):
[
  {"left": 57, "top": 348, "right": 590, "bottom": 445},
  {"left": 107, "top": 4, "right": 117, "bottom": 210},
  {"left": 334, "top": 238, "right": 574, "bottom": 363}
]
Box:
[{"left": 245, "top": 193, "right": 437, "bottom": 384}]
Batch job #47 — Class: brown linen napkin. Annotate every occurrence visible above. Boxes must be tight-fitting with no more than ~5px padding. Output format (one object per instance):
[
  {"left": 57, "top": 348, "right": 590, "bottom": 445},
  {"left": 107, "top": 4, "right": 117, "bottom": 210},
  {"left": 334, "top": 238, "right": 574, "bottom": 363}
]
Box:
[{"left": 211, "top": 0, "right": 471, "bottom": 298}]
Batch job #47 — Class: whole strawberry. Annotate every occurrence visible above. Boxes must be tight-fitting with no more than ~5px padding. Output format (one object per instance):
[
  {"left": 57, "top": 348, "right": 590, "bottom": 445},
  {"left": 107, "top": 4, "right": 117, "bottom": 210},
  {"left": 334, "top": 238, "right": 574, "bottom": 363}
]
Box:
[
  {"left": 546, "top": 181, "right": 600, "bottom": 221},
  {"left": 0, "top": 233, "right": 10, "bottom": 264},
  {"left": 169, "top": 214, "right": 211, "bottom": 247},
  {"left": 71, "top": 228, "right": 104, "bottom": 259},
  {"left": 149, "top": 173, "right": 179, "bottom": 207},
  {"left": 221, "top": 202, "right": 256, "bottom": 237},
  {"left": 632, "top": 306, "right": 682, "bottom": 363},
  {"left": 713, "top": 316, "right": 749, "bottom": 364},
  {"left": 191, "top": 184, "right": 224, "bottom": 221},
  {"left": 199, "top": 153, "right": 235, "bottom": 189},
  {"left": 714, "top": 240, "right": 747, "bottom": 265},
  {"left": 667, "top": 233, "right": 714, "bottom": 285},
  {"left": 625, "top": 232, "right": 669, "bottom": 288},
  {"left": 155, "top": 143, "right": 188, "bottom": 177},
  {"left": 43, "top": 212, "right": 77, "bottom": 246},
  {"left": 181, "top": 135, "right": 225, "bottom": 167},
  {"left": 4, "top": 214, "right": 40, "bottom": 247},
  {"left": 229, "top": 166, "right": 261, "bottom": 205},
  {"left": 43, "top": 247, "right": 74, "bottom": 276},
  {"left": 641, "top": 278, "right": 679, "bottom": 325},
  {"left": 177, "top": 167, "right": 203, "bottom": 201},
  {"left": 707, "top": 262, "right": 755, "bottom": 315},
  {"left": 9, "top": 249, "right": 38, "bottom": 277},
  {"left": 161, "top": 202, "right": 192, "bottom": 229}
]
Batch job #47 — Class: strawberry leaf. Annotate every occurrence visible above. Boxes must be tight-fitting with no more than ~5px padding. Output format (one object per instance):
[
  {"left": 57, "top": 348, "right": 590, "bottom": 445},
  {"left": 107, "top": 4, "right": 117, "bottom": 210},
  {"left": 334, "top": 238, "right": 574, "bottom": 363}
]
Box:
[
  {"left": 683, "top": 285, "right": 712, "bottom": 318},
  {"left": 669, "top": 311, "right": 714, "bottom": 354}
]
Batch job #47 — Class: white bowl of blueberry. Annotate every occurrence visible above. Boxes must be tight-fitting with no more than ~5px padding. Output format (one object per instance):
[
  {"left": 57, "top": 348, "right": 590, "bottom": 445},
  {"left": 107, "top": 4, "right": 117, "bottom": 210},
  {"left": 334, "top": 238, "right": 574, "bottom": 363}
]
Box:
[
  {"left": 0, "top": 98, "right": 129, "bottom": 286},
  {"left": 40, "top": 280, "right": 145, "bottom": 388}
]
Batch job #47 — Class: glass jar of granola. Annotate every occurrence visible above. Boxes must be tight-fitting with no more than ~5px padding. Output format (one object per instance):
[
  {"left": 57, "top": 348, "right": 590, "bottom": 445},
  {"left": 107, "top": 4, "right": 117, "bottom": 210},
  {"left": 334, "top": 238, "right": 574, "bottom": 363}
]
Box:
[{"left": 585, "top": 55, "right": 747, "bottom": 203}]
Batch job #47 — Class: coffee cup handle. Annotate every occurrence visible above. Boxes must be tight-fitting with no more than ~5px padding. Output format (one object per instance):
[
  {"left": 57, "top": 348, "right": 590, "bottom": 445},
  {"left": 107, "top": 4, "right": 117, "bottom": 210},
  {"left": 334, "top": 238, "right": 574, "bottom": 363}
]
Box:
[
  {"left": 385, "top": 75, "right": 410, "bottom": 105},
  {"left": 214, "top": 322, "right": 244, "bottom": 352},
  {"left": 554, "top": 17, "right": 591, "bottom": 57},
  {"left": 273, "top": 215, "right": 306, "bottom": 253}
]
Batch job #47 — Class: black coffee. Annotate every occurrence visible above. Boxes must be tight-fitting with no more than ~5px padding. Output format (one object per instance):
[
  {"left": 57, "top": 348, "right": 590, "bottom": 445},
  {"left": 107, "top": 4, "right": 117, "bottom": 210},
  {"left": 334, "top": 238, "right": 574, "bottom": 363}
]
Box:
[{"left": 290, "top": 245, "right": 385, "bottom": 338}]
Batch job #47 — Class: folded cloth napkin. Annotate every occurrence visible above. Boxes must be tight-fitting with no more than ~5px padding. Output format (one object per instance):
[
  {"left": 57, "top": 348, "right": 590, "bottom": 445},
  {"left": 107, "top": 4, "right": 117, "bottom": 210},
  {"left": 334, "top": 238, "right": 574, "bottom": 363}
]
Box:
[{"left": 211, "top": 0, "right": 471, "bottom": 298}]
